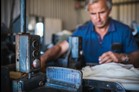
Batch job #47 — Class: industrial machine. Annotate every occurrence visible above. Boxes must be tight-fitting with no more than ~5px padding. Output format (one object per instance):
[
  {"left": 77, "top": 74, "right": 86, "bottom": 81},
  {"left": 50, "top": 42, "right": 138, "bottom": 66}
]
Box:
[
  {"left": 6, "top": 0, "right": 84, "bottom": 91},
  {"left": 12, "top": 33, "right": 45, "bottom": 92},
  {"left": 11, "top": 0, "right": 45, "bottom": 92},
  {"left": 68, "top": 36, "right": 85, "bottom": 69}
]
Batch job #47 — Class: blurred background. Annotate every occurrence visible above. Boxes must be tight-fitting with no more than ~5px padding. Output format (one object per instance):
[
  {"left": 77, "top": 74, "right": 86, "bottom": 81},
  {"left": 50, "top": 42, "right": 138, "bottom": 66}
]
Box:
[
  {"left": 1, "top": 0, "right": 139, "bottom": 92},
  {"left": 1, "top": 0, "right": 139, "bottom": 66}
]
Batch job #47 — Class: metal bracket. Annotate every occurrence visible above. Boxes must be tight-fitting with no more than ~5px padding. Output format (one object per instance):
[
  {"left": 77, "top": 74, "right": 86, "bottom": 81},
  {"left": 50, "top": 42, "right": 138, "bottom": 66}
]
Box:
[{"left": 83, "top": 79, "right": 126, "bottom": 92}]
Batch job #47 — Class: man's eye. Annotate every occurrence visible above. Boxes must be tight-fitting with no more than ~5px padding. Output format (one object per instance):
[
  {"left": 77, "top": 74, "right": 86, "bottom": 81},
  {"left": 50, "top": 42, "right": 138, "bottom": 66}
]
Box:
[
  {"left": 100, "top": 11, "right": 106, "bottom": 14},
  {"left": 91, "top": 13, "right": 95, "bottom": 15}
]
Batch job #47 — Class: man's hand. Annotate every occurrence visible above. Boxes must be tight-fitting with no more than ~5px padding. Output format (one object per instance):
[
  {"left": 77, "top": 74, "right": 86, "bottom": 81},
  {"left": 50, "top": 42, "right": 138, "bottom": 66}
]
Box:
[{"left": 99, "top": 51, "right": 124, "bottom": 64}]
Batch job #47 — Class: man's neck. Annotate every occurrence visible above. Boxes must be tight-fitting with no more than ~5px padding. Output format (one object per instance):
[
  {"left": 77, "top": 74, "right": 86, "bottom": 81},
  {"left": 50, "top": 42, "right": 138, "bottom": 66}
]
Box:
[
  {"left": 95, "top": 24, "right": 109, "bottom": 33},
  {"left": 95, "top": 21, "right": 110, "bottom": 40}
]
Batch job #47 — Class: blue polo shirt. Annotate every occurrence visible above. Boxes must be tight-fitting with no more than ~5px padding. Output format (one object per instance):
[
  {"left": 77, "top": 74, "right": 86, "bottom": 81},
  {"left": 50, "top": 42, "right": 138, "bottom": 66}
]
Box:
[{"left": 72, "top": 18, "right": 139, "bottom": 63}]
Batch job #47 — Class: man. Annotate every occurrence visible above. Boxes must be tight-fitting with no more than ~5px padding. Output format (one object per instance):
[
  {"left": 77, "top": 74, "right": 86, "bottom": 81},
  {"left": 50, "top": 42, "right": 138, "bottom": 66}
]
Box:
[{"left": 41, "top": 0, "right": 139, "bottom": 72}]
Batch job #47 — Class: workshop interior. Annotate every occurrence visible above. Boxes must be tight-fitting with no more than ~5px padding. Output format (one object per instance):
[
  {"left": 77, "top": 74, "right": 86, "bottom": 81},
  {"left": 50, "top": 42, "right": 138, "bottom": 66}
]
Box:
[{"left": 1, "top": 0, "right": 139, "bottom": 92}]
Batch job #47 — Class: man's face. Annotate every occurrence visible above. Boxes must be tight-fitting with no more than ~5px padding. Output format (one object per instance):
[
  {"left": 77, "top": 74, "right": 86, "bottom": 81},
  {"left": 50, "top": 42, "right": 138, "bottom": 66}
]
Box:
[{"left": 88, "top": 0, "right": 111, "bottom": 28}]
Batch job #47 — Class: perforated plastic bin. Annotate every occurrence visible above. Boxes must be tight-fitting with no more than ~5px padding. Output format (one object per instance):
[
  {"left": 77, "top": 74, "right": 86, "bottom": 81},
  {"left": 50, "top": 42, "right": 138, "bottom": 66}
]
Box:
[{"left": 45, "top": 67, "right": 82, "bottom": 92}]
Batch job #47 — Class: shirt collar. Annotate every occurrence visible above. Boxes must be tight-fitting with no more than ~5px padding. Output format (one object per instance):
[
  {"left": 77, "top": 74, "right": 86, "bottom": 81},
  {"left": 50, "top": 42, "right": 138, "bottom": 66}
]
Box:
[{"left": 108, "top": 18, "right": 116, "bottom": 32}]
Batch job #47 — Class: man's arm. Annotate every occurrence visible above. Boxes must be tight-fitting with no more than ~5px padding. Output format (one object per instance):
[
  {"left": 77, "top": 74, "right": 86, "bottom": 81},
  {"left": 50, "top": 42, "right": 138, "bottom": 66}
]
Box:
[
  {"left": 127, "top": 50, "right": 139, "bottom": 68},
  {"left": 40, "top": 40, "right": 69, "bottom": 71},
  {"left": 99, "top": 50, "right": 139, "bottom": 68}
]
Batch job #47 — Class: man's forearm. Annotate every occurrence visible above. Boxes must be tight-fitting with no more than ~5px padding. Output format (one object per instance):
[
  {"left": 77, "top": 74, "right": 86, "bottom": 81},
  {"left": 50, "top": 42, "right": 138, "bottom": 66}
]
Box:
[
  {"left": 40, "top": 40, "right": 69, "bottom": 72},
  {"left": 40, "top": 45, "right": 62, "bottom": 64},
  {"left": 40, "top": 44, "right": 62, "bottom": 72},
  {"left": 128, "top": 50, "right": 139, "bottom": 68}
]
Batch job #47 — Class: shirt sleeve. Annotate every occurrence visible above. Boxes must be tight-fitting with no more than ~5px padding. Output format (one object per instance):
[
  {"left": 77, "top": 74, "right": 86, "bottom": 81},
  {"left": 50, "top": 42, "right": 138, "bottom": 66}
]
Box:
[{"left": 123, "top": 27, "right": 139, "bottom": 53}]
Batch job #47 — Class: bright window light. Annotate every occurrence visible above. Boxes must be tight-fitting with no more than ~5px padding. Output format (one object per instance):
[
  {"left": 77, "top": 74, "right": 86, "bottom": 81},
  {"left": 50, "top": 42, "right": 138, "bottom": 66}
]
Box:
[{"left": 35, "top": 22, "right": 44, "bottom": 37}]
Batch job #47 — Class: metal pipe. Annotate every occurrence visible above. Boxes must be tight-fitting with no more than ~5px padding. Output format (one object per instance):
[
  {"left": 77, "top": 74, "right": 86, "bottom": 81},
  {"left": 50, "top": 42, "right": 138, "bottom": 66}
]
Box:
[{"left": 20, "top": 0, "right": 26, "bottom": 33}]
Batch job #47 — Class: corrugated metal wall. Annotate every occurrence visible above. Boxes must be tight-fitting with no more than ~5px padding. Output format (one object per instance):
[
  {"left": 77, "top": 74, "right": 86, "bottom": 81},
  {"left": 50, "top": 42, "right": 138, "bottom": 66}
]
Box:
[
  {"left": 26, "top": 0, "right": 139, "bottom": 30},
  {"left": 27, "top": 0, "right": 78, "bottom": 31},
  {"left": 111, "top": 0, "right": 139, "bottom": 26},
  {"left": 1, "top": 0, "right": 139, "bottom": 30}
]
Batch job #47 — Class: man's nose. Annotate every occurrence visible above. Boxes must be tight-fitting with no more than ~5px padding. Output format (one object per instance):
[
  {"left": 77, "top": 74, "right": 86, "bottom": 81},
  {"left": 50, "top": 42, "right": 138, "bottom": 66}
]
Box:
[{"left": 96, "top": 13, "right": 100, "bottom": 21}]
